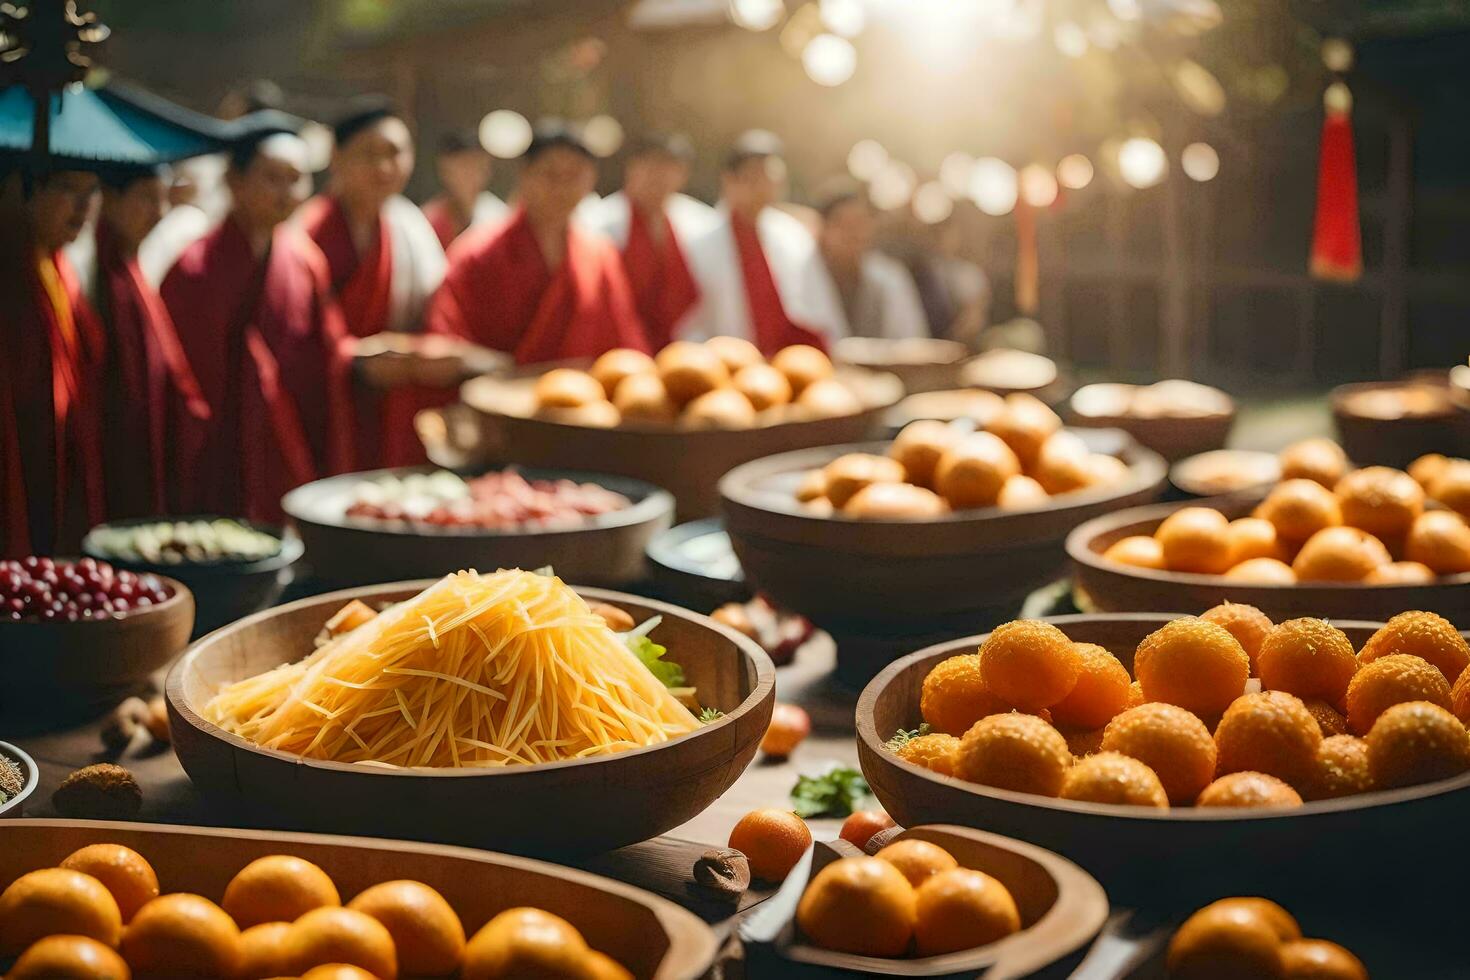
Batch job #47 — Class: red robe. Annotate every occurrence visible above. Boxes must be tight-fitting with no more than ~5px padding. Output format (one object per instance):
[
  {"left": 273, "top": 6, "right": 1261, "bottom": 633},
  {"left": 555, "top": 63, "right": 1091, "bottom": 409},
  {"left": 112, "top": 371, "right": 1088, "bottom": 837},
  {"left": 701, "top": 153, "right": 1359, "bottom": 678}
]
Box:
[
  {"left": 620, "top": 205, "right": 700, "bottom": 350},
  {"left": 421, "top": 196, "right": 463, "bottom": 251},
  {"left": 161, "top": 218, "right": 355, "bottom": 523},
  {"left": 1, "top": 244, "right": 107, "bottom": 556},
  {"left": 93, "top": 221, "right": 211, "bottom": 519},
  {"left": 731, "top": 212, "right": 828, "bottom": 355},
  {"left": 427, "top": 207, "right": 650, "bottom": 362}
]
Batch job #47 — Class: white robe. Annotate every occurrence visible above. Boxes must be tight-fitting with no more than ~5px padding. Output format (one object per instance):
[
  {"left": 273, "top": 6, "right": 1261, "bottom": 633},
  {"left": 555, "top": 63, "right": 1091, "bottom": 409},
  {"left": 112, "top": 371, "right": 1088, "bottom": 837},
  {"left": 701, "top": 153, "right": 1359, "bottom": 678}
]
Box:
[
  {"left": 582, "top": 190, "right": 719, "bottom": 250},
  {"left": 381, "top": 194, "right": 448, "bottom": 333},
  {"left": 809, "top": 250, "right": 930, "bottom": 340},
  {"left": 471, "top": 190, "right": 510, "bottom": 230},
  {"left": 678, "top": 203, "right": 844, "bottom": 343}
]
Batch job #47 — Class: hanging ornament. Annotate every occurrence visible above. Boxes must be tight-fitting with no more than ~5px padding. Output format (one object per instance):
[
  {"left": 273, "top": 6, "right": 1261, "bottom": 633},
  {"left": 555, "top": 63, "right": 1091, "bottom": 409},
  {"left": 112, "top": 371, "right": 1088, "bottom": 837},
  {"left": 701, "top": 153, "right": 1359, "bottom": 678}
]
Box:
[{"left": 1310, "top": 39, "right": 1361, "bottom": 282}]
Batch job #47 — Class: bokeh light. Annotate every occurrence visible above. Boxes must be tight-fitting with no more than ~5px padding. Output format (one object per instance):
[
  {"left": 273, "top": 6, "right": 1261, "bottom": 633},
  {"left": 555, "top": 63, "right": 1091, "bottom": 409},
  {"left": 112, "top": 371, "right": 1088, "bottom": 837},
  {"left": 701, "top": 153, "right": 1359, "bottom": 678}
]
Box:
[
  {"left": 939, "top": 151, "right": 975, "bottom": 197},
  {"left": 1053, "top": 21, "right": 1088, "bottom": 58},
  {"left": 1057, "top": 153, "right": 1094, "bottom": 190},
  {"left": 1118, "top": 136, "right": 1168, "bottom": 189},
  {"left": 969, "top": 157, "right": 1018, "bottom": 216},
  {"left": 582, "top": 115, "right": 624, "bottom": 158},
  {"left": 869, "top": 159, "right": 917, "bottom": 210},
  {"left": 729, "top": 0, "right": 784, "bottom": 31},
  {"left": 802, "top": 33, "right": 857, "bottom": 86},
  {"left": 479, "top": 109, "right": 533, "bottom": 158},
  {"left": 820, "top": 0, "right": 867, "bottom": 38},
  {"left": 847, "top": 139, "right": 888, "bottom": 181},
  {"left": 1181, "top": 142, "right": 1220, "bottom": 182},
  {"left": 1019, "top": 163, "right": 1059, "bottom": 208},
  {"left": 298, "top": 121, "right": 334, "bottom": 173},
  {"left": 913, "top": 181, "right": 954, "bottom": 224}
]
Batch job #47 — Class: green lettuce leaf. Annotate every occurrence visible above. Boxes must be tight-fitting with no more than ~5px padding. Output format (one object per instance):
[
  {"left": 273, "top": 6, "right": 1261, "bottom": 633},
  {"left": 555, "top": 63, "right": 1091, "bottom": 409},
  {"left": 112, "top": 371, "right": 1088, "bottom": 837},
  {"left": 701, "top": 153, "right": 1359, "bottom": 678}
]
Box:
[{"left": 628, "top": 635, "right": 686, "bottom": 689}]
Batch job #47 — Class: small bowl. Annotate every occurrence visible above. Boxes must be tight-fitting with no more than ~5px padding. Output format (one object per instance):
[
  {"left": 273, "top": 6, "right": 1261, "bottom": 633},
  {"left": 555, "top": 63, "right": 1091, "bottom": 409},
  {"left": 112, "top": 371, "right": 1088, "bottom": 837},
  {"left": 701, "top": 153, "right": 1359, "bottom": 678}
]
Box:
[
  {"left": 645, "top": 518, "right": 749, "bottom": 611},
  {"left": 0, "top": 576, "right": 194, "bottom": 719},
  {"left": 1331, "top": 379, "right": 1469, "bottom": 469},
  {"left": 960, "top": 349, "right": 1068, "bottom": 404},
  {"left": 0, "top": 742, "right": 38, "bottom": 818},
  {"left": 167, "top": 581, "right": 775, "bottom": 856},
  {"left": 283, "top": 466, "right": 675, "bottom": 588},
  {"left": 1068, "top": 383, "right": 1235, "bottom": 462},
  {"left": 83, "top": 516, "right": 300, "bottom": 637},
  {"left": 835, "top": 336, "right": 974, "bottom": 394},
  {"left": 1170, "top": 449, "right": 1281, "bottom": 498}
]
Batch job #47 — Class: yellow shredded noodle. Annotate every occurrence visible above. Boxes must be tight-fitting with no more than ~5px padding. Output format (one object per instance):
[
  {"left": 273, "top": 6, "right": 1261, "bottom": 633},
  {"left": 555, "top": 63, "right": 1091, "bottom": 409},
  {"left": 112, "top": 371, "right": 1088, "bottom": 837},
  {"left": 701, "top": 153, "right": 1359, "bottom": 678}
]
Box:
[{"left": 202, "top": 569, "right": 699, "bottom": 767}]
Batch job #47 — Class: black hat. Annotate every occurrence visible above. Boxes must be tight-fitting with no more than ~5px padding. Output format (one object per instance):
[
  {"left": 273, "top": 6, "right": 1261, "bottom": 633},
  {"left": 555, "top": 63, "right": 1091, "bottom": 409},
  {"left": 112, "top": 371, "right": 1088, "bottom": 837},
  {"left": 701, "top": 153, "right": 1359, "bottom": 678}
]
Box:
[
  {"left": 521, "top": 119, "right": 594, "bottom": 163},
  {"left": 437, "top": 129, "right": 485, "bottom": 156},
  {"left": 227, "top": 110, "right": 307, "bottom": 170},
  {"left": 332, "top": 96, "right": 402, "bottom": 148},
  {"left": 724, "top": 129, "right": 784, "bottom": 172},
  {"left": 628, "top": 131, "right": 694, "bottom": 164},
  {"left": 98, "top": 162, "right": 169, "bottom": 193}
]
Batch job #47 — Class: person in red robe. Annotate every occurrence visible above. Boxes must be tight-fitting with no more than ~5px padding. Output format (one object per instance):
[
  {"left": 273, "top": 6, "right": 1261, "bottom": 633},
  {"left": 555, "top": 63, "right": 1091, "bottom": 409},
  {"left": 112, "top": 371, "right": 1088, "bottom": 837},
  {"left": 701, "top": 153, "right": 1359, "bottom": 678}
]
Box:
[
  {"left": 298, "top": 98, "right": 446, "bottom": 467},
  {"left": 161, "top": 127, "right": 355, "bottom": 523},
  {"left": 583, "top": 133, "right": 712, "bottom": 350},
  {"left": 423, "top": 122, "right": 650, "bottom": 363},
  {"left": 1, "top": 168, "right": 108, "bottom": 556},
  {"left": 75, "top": 166, "right": 212, "bottom": 520},
  {"left": 421, "top": 130, "right": 506, "bottom": 250}
]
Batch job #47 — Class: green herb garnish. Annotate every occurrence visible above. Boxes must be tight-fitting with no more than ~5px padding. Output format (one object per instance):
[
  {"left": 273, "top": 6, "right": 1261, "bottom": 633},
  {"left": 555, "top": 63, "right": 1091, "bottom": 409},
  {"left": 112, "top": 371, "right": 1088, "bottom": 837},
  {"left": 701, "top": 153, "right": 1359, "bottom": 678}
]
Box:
[
  {"left": 885, "top": 723, "right": 932, "bottom": 752},
  {"left": 628, "top": 635, "right": 686, "bottom": 689},
  {"left": 790, "top": 766, "right": 871, "bottom": 818},
  {"left": 698, "top": 707, "right": 725, "bottom": 723}
]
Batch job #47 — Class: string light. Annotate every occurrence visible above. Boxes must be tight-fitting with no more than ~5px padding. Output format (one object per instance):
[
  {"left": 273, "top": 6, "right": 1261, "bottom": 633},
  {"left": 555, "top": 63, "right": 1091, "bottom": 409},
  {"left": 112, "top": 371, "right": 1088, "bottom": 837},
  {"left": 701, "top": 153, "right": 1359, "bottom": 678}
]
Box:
[
  {"left": 1118, "top": 137, "right": 1167, "bottom": 189},
  {"left": 479, "top": 109, "right": 532, "bottom": 158},
  {"left": 1053, "top": 21, "right": 1088, "bottom": 58},
  {"left": 969, "top": 157, "right": 1018, "bottom": 216},
  {"left": 847, "top": 139, "right": 888, "bottom": 180},
  {"left": 913, "top": 181, "right": 954, "bottom": 224},
  {"left": 1019, "top": 163, "right": 1059, "bottom": 208},
  {"left": 729, "top": 0, "right": 784, "bottom": 31},
  {"left": 1181, "top": 142, "right": 1219, "bottom": 182},
  {"left": 939, "top": 151, "right": 975, "bottom": 197},
  {"left": 582, "top": 115, "right": 624, "bottom": 158},
  {"left": 802, "top": 33, "right": 857, "bottom": 86},
  {"left": 1057, "top": 153, "right": 1094, "bottom": 190},
  {"left": 869, "top": 159, "right": 917, "bottom": 210},
  {"left": 819, "top": 0, "right": 866, "bottom": 38}
]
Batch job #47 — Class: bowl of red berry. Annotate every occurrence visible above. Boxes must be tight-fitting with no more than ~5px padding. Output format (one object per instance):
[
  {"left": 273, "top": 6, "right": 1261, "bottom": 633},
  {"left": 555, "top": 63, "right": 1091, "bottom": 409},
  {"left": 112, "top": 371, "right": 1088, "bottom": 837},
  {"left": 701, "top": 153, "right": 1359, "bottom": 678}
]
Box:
[{"left": 0, "top": 556, "right": 194, "bottom": 717}]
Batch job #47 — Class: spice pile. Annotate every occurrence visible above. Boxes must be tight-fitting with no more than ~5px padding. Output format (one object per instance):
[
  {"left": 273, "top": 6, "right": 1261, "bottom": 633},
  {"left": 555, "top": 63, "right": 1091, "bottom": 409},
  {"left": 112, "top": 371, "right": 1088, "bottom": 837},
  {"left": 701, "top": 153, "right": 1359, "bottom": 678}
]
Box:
[
  {"left": 0, "top": 557, "right": 172, "bottom": 622},
  {"left": 344, "top": 469, "right": 630, "bottom": 531}
]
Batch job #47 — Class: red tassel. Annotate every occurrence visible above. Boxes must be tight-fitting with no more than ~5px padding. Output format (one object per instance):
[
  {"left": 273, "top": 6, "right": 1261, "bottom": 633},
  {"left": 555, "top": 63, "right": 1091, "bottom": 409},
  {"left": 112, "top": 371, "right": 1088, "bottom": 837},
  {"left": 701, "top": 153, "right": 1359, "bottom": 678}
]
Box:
[{"left": 1310, "top": 83, "right": 1362, "bottom": 282}]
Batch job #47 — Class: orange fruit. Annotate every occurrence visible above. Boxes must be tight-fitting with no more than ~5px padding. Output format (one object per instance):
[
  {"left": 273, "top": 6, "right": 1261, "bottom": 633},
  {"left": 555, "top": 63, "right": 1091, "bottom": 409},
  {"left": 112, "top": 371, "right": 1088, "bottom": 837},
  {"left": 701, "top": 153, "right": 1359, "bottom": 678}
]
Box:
[
  {"left": 1255, "top": 479, "right": 1342, "bottom": 544},
  {"left": 461, "top": 907, "right": 590, "bottom": 980},
  {"left": 1256, "top": 618, "right": 1358, "bottom": 707},
  {"left": 122, "top": 893, "right": 243, "bottom": 979},
  {"left": 728, "top": 809, "right": 812, "bottom": 883},
  {"left": 1429, "top": 459, "right": 1470, "bottom": 517},
  {"left": 60, "top": 845, "right": 159, "bottom": 924},
  {"left": 0, "top": 868, "right": 122, "bottom": 957},
  {"left": 874, "top": 839, "right": 959, "bottom": 889},
  {"left": 6, "top": 934, "right": 131, "bottom": 980},
  {"left": 1063, "top": 726, "right": 1108, "bottom": 758},
  {"left": 1166, "top": 900, "right": 1286, "bottom": 979},
  {"left": 896, "top": 733, "right": 962, "bottom": 777},
  {"left": 955, "top": 713, "right": 1071, "bottom": 796},
  {"left": 822, "top": 453, "right": 907, "bottom": 509},
  {"left": 223, "top": 855, "right": 341, "bottom": 930},
  {"left": 1101, "top": 703, "right": 1217, "bottom": 805},
  {"left": 1059, "top": 751, "right": 1169, "bottom": 808},
  {"left": 839, "top": 810, "right": 897, "bottom": 850},
  {"left": 239, "top": 921, "right": 295, "bottom": 980},
  {"left": 287, "top": 906, "right": 397, "bottom": 980},
  {"left": 1226, "top": 518, "right": 1288, "bottom": 566},
  {"left": 771, "top": 344, "right": 834, "bottom": 395},
  {"left": 583, "top": 949, "right": 634, "bottom": 980},
  {"left": 612, "top": 372, "right": 678, "bottom": 424},
  {"left": 1281, "top": 939, "right": 1368, "bottom": 980},
  {"left": 656, "top": 341, "right": 730, "bottom": 404},
  {"left": 843, "top": 481, "right": 949, "bottom": 518},
  {"left": 533, "top": 368, "right": 604, "bottom": 409},
  {"left": 978, "top": 620, "right": 1081, "bottom": 710},
  {"left": 987, "top": 392, "right": 1061, "bottom": 469},
  {"left": 1032, "top": 430, "right": 1093, "bottom": 495},
  {"left": 1225, "top": 558, "right": 1297, "bottom": 584},
  {"left": 1134, "top": 618, "right": 1250, "bottom": 718},
  {"left": 1366, "top": 560, "right": 1437, "bottom": 584},
  {"left": 300, "top": 966, "right": 380, "bottom": 980},
  {"left": 1155, "top": 507, "right": 1235, "bottom": 575},
  {"left": 1102, "top": 535, "right": 1167, "bottom": 570},
  {"left": 589, "top": 348, "right": 656, "bottom": 399},
  {"left": 1196, "top": 771, "right": 1303, "bottom": 808},
  {"left": 934, "top": 432, "right": 1021, "bottom": 509},
  {"left": 1404, "top": 510, "right": 1470, "bottom": 575},
  {"left": 1279, "top": 438, "right": 1349, "bottom": 488},
  {"left": 1302, "top": 735, "right": 1373, "bottom": 801},
  {"left": 997, "top": 474, "right": 1050, "bottom": 511},
  {"left": 703, "top": 335, "right": 763, "bottom": 373},
  {"left": 1083, "top": 453, "right": 1132, "bottom": 488},
  {"left": 1454, "top": 666, "right": 1470, "bottom": 725},
  {"left": 1049, "top": 643, "right": 1131, "bottom": 729},
  {"left": 1365, "top": 700, "right": 1470, "bottom": 789},
  {"left": 1200, "top": 603, "right": 1274, "bottom": 675},
  {"left": 1344, "top": 654, "right": 1452, "bottom": 735},
  {"left": 1359, "top": 610, "right": 1470, "bottom": 686},
  {"left": 796, "top": 856, "right": 916, "bottom": 957},
  {"left": 1126, "top": 681, "right": 1145, "bottom": 709},
  {"left": 731, "top": 362, "right": 793, "bottom": 412},
  {"left": 1213, "top": 691, "right": 1323, "bottom": 788},
  {"left": 347, "top": 880, "right": 465, "bottom": 977},
  {"left": 888, "top": 420, "right": 961, "bottom": 489},
  {"left": 1301, "top": 699, "right": 1348, "bottom": 737},
  {"left": 1292, "top": 526, "right": 1391, "bottom": 582},
  {"left": 913, "top": 868, "right": 1021, "bottom": 955},
  {"left": 921, "top": 654, "right": 1009, "bottom": 736},
  {"left": 1205, "top": 897, "right": 1300, "bottom": 942},
  {"left": 1409, "top": 453, "right": 1453, "bottom": 490},
  {"left": 1335, "top": 466, "right": 1425, "bottom": 540}
]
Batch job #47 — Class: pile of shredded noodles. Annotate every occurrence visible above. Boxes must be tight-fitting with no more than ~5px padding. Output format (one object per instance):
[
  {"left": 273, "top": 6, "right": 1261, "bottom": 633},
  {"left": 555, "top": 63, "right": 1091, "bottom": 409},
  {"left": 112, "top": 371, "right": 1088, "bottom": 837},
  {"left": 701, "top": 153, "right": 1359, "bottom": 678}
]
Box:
[{"left": 202, "top": 569, "right": 699, "bottom": 767}]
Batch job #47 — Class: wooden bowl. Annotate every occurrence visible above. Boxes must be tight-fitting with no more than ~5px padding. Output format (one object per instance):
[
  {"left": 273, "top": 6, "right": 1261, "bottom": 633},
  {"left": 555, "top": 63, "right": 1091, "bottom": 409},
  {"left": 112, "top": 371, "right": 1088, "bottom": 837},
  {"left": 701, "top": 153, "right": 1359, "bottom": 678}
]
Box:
[
  {"left": 742, "top": 824, "right": 1108, "bottom": 978},
  {"left": 834, "top": 336, "right": 973, "bottom": 394},
  {"left": 282, "top": 466, "right": 675, "bottom": 588},
  {"left": 959, "top": 349, "right": 1070, "bottom": 405},
  {"left": 0, "top": 576, "right": 194, "bottom": 718},
  {"left": 645, "top": 518, "right": 749, "bottom": 611},
  {"left": 1331, "top": 379, "right": 1470, "bottom": 469},
  {"left": 0, "top": 742, "right": 38, "bottom": 818},
  {"left": 0, "top": 819, "right": 717, "bottom": 979},
  {"left": 1067, "top": 384, "right": 1235, "bottom": 462},
  {"left": 720, "top": 435, "right": 1168, "bottom": 639},
  {"left": 83, "top": 517, "right": 301, "bottom": 638},
  {"left": 166, "top": 581, "right": 774, "bottom": 856},
  {"left": 1169, "top": 449, "right": 1281, "bottom": 498},
  {"left": 1068, "top": 495, "right": 1470, "bottom": 622},
  {"left": 457, "top": 366, "right": 904, "bottom": 520},
  {"left": 856, "top": 614, "right": 1470, "bottom": 905}
]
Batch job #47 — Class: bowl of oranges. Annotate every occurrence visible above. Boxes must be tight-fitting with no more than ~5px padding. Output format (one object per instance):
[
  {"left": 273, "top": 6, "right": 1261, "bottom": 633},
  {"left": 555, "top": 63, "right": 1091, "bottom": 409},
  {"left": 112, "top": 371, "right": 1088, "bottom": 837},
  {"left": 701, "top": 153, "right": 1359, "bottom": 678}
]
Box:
[
  {"left": 455, "top": 341, "right": 903, "bottom": 520},
  {"left": 719, "top": 399, "right": 1167, "bottom": 642},
  {"left": 856, "top": 610, "right": 1470, "bottom": 902},
  {"left": 0, "top": 819, "right": 717, "bottom": 979},
  {"left": 742, "top": 824, "right": 1107, "bottom": 977},
  {"left": 1069, "top": 446, "right": 1470, "bottom": 622}
]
